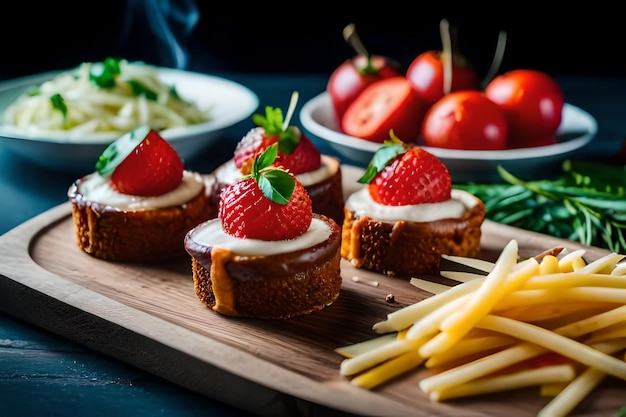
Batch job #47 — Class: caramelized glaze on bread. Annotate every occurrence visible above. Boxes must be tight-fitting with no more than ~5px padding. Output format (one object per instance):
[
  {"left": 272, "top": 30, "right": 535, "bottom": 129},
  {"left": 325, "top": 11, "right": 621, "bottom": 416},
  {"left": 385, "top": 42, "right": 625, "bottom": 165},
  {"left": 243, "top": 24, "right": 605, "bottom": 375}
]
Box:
[{"left": 185, "top": 214, "right": 342, "bottom": 319}]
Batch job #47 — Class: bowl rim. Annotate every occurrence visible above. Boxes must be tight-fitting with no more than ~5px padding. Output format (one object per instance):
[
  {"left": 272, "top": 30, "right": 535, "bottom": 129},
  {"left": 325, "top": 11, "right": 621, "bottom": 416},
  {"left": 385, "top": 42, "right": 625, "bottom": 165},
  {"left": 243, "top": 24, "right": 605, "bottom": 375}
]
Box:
[
  {"left": 0, "top": 66, "right": 259, "bottom": 146},
  {"left": 299, "top": 91, "right": 598, "bottom": 162}
]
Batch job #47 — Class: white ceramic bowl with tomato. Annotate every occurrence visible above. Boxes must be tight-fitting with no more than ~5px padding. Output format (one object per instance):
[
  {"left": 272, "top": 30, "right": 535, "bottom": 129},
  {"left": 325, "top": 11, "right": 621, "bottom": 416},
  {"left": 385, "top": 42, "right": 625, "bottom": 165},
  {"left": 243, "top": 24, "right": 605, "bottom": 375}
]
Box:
[
  {"left": 299, "top": 91, "right": 598, "bottom": 183},
  {"left": 0, "top": 68, "right": 258, "bottom": 174}
]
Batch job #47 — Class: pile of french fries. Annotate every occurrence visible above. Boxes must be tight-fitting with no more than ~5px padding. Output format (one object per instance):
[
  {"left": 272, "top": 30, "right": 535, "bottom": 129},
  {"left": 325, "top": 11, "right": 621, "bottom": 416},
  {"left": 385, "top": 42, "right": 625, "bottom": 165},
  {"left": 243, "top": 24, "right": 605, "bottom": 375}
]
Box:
[{"left": 337, "top": 239, "right": 626, "bottom": 417}]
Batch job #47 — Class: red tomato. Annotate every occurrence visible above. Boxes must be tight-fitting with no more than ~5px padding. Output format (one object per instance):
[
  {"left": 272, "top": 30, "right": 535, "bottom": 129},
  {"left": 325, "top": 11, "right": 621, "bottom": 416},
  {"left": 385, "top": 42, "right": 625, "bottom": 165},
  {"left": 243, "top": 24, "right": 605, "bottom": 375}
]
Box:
[
  {"left": 421, "top": 91, "right": 508, "bottom": 150},
  {"left": 341, "top": 76, "right": 428, "bottom": 143},
  {"left": 406, "top": 50, "right": 480, "bottom": 106},
  {"left": 327, "top": 54, "right": 402, "bottom": 126},
  {"left": 484, "top": 69, "right": 564, "bottom": 148}
]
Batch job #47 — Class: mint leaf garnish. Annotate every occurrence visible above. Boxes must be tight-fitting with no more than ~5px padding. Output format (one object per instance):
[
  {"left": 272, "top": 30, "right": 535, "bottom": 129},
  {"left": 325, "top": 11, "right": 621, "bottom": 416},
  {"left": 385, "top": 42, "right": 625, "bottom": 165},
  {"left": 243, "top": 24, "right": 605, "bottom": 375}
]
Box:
[
  {"left": 89, "top": 57, "right": 121, "bottom": 88},
  {"left": 358, "top": 130, "right": 407, "bottom": 184},
  {"left": 257, "top": 169, "right": 295, "bottom": 205},
  {"left": 246, "top": 143, "right": 295, "bottom": 205}
]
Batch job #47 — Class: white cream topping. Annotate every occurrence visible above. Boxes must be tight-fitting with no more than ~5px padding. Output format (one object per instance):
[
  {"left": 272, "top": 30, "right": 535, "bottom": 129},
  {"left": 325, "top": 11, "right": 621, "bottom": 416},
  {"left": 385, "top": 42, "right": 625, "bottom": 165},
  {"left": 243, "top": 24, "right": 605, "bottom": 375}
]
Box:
[
  {"left": 215, "top": 155, "right": 338, "bottom": 187},
  {"left": 78, "top": 170, "right": 204, "bottom": 210},
  {"left": 345, "top": 188, "right": 478, "bottom": 223},
  {"left": 189, "top": 217, "right": 331, "bottom": 256}
]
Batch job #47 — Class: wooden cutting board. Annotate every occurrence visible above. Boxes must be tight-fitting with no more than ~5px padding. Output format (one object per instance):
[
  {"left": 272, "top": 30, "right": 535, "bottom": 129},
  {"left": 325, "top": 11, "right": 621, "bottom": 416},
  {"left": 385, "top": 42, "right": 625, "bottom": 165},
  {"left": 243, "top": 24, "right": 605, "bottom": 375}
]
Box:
[{"left": 0, "top": 166, "right": 623, "bottom": 417}]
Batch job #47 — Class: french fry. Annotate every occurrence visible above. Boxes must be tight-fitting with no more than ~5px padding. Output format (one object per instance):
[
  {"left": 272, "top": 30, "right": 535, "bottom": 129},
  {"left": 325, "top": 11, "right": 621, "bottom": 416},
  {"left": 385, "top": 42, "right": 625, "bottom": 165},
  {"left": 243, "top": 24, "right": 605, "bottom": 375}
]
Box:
[
  {"left": 536, "top": 339, "right": 626, "bottom": 417},
  {"left": 475, "top": 315, "right": 626, "bottom": 380},
  {"left": 523, "top": 272, "right": 626, "bottom": 290},
  {"left": 578, "top": 252, "right": 625, "bottom": 274},
  {"left": 424, "top": 334, "right": 516, "bottom": 368},
  {"left": 419, "top": 250, "right": 538, "bottom": 357},
  {"left": 431, "top": 364, "right": 576, "bottom": 401},
  {"left": 372, "top": 278, "right": 484, "bottom": 334},
  {"left": 539, "top": 254, "right": 560, "bottom": 274},
  {"left": 350, "top": 348, "right": 425, "bottom": 389},
  {"left": 584, "top": 322, "right": 626, "bottom": 345},
  {"left": 419, "top": 341, "right": 547, "bottom": 393},
  {"left": 557, "top": 249, "right": 586, "bottom": 272},
  {"left": 491, "top": 287, "right": 626, "bottom": 310},
  {"left": 338, "top": 239, "right": 626, "bottom": 415},
  {"left": 340, "top": 336, "right": 426, "bottom": 377}
]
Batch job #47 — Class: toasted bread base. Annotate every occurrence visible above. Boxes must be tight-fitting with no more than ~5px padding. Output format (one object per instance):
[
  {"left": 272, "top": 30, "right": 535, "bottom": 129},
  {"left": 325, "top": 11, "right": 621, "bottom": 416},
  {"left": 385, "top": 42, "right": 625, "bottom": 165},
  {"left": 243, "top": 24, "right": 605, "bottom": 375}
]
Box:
[
  {"left": 341, "top": 196, "right": 485, "bottom": 276},
  {"left": 68, "top": 179, "right": 215, "bottom": 263},
  {"left": 185, "top": 214, "right": 342, "bottom": 319}
]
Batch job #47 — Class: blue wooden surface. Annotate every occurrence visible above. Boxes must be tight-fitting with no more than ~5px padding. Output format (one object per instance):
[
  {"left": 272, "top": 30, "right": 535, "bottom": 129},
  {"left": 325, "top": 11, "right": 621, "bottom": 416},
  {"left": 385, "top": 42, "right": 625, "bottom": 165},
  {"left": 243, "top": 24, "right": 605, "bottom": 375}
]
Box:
[{"left": 1, "top": 73, "right": 625, "bottom": 417}]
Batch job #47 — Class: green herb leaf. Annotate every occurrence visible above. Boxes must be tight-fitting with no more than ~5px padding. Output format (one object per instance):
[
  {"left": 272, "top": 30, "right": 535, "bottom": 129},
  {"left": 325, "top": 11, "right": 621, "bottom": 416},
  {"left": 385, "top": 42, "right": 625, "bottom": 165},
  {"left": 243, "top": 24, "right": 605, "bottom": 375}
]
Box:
[
  {"left": 257, "top": 169, "right": 295, "bottom": 205},
  {"left": 358, "top": 130, "right": 407, "bottom": 184},
  {"left": 247, "top": 143, "right": 296, "bottom": 205},
  {"left": 128, "top": 80, "right": 158, "bottom": 101},
  {"left": 456, "top": 161, "right": 626, "bottom": 252},
  {"left": 89, "top": 57, "right": 121, "bottom": 88},
  {"left": 27, "top": 86, "right": 41, "bottom": 96},
  {"left": 252, "top": 106, "right": 299, "bottom": 154},
  {"left": 50, "top": 93, "right": 67, "bottom": 121},
  {"left": 95, "top": 126, "right": 150, "bottom": 176}
]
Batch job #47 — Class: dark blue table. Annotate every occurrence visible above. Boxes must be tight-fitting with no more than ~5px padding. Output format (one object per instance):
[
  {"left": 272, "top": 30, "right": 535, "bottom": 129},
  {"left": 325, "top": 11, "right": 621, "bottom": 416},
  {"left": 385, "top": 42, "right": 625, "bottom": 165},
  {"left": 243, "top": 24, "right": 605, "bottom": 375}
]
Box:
[{"left": 0, "top": 73, "right": 624, "bottom": 417}]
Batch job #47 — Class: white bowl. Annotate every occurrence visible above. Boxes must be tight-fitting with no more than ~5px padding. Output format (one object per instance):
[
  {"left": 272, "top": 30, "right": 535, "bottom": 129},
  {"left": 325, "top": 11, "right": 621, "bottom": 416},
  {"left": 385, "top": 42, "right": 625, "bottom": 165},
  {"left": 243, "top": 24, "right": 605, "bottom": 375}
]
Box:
[
  {"left": 0, "top": 68, "right": 258, "bottom": 173},
  {"left": 300, "top": 92, "right": 598, "bottom": 183}
]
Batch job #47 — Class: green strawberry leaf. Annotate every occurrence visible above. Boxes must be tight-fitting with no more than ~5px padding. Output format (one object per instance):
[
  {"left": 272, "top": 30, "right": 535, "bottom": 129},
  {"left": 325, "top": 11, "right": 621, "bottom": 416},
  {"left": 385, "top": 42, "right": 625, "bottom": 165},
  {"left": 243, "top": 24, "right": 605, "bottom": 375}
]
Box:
[
  {"left": 248, "top": 143, "right": 295, "bottom": 205},
  {"left": 252, "top": 105, "right": 300, "bottom": 155},
  {"left": 358, "top": 130, "right": 408, "bottom": 184}
]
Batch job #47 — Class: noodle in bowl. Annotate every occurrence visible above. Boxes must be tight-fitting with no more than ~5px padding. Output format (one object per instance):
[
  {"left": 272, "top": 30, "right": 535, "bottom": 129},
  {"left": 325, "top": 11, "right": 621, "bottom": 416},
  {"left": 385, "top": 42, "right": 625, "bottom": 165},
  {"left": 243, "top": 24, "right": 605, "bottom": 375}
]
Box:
[{"left": 0, "top": 61, "right": 258, "bottom": 173}]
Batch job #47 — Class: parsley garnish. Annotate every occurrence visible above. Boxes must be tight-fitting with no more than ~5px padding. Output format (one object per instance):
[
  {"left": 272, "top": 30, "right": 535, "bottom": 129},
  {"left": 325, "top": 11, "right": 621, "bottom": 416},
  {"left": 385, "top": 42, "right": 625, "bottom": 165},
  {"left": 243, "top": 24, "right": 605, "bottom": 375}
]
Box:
[
  {"left": 50, "top": 93, "right": 67, "bottom": 122},
  {"left": 246, "top": 143, "right": 295, "bottom": 205},
  {"left": 89, "top": 57, "right": 121, "bottom": 88},
  {"left": 128, "top": 80, "right": 158, "bottom": 101}
]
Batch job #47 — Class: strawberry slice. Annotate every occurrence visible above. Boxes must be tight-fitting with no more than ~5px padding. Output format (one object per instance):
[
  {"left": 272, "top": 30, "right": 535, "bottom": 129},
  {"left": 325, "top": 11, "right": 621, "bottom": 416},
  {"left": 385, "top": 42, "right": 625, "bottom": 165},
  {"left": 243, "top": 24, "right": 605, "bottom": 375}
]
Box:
[
  {"left": 95, "top": 126, "right": 183, "bottom": 196},
  {"left": 233, "top": 101, "right": 321, "bottom": 175},
  {"left": 220, "top": 143, "right": 312, "bottom": 240},
  {"left": 359, "top": 131, "right": 451, "bottom": 206}
]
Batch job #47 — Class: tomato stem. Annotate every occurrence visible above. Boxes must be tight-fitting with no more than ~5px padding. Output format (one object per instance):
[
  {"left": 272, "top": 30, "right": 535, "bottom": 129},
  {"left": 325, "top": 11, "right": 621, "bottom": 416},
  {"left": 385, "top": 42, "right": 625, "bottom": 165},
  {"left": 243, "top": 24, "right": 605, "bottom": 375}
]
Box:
[
  {"left": 482, "top": 30, "right": 508, "bottom": 88},
  {"left": 343, "top": 23, "right": 369, "bottom": 57},
  {"left": 282, "top": 91, "right": 299, "bottom": 131},
  {"left": 439, "top": 18, "right": 452, "bottom": 96}
]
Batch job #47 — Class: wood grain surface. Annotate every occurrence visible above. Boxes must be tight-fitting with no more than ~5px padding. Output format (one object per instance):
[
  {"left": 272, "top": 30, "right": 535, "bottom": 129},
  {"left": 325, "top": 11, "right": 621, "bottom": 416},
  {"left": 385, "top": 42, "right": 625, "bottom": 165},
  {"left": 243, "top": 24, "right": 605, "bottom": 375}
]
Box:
[{"left": 0, "top": 166, "right": 624, "bottom": 417}]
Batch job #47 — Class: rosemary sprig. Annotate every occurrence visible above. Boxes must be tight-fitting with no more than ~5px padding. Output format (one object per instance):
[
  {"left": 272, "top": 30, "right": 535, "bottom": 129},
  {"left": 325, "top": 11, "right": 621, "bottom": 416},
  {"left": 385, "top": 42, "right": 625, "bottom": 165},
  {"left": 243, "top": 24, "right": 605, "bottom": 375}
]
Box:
[{"left": 454, "top": 161, "right": 626, "bottom": 252}]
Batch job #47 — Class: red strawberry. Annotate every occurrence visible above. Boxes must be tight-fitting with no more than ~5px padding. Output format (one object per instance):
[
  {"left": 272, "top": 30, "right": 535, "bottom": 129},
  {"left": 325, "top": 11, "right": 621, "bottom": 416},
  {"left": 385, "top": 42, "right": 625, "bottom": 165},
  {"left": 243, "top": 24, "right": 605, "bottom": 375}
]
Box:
[
  {"left": 95, "top": 126, "right": 183, "bottom": 196},
  {"left": 220, "top": 143, "right": 312, "bottom": 240},
  {"left": 358, "top": 132, "right": 451, "bottom": 206},
  {"left": 233, "top": 101, "right": 321, "bottom": 175}
]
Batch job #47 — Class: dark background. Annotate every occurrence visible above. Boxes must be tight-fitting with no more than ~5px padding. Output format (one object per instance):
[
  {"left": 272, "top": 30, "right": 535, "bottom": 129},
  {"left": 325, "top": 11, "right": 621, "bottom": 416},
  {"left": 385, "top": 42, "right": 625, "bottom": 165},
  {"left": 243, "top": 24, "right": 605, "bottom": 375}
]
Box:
[{"left": 1, "top": 2, "right": 624, "bottom": 81}]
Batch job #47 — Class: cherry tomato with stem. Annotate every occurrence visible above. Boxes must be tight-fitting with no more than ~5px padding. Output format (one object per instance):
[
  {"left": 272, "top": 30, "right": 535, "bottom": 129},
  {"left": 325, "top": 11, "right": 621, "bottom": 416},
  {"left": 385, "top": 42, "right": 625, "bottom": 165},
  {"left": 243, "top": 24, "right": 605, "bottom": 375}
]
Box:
[
  {"left": 327, "top": 23, "right": 402, "bottom": 127},
  {"left": 406, "top": 19, "right": 480, "bottom": 105}
]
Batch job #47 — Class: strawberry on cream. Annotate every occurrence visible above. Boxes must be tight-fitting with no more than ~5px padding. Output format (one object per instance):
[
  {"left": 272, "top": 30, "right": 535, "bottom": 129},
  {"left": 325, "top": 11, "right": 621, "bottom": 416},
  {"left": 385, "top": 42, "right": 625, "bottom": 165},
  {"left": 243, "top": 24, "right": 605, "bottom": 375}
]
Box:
[
  {"left": 216, "top": 155, "right": 339, "bottom": 188},
  {"left": 77, "top": 170, "right": 205, "bottom": 210},
  {"left": 345, "top": 188, "right": 480, "bottom": 223},
  {"left": 187, "top": 217, "right": 332, "bottom": 256}
]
